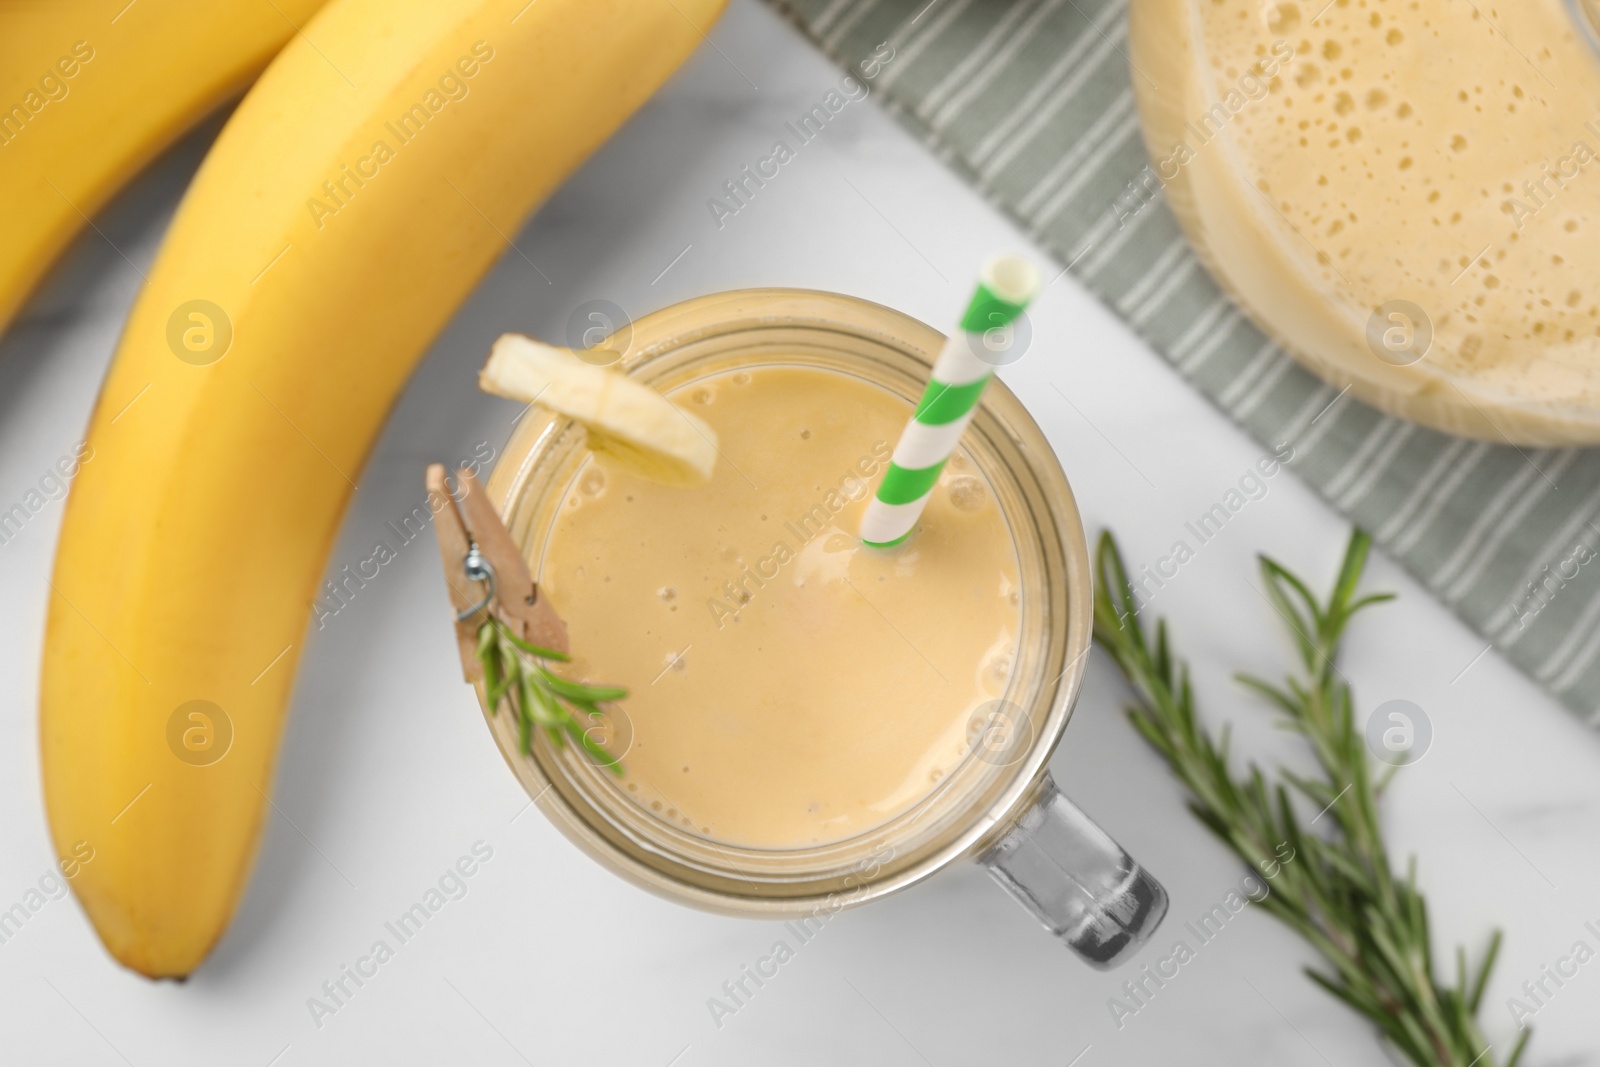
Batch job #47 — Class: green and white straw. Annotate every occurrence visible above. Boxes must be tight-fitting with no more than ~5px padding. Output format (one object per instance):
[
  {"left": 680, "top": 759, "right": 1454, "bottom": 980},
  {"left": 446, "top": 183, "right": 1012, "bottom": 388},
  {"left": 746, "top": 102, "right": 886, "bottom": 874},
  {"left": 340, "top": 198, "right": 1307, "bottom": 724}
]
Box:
[{"left": 860, "top": 255, "right": 1041, "bottom": 548}]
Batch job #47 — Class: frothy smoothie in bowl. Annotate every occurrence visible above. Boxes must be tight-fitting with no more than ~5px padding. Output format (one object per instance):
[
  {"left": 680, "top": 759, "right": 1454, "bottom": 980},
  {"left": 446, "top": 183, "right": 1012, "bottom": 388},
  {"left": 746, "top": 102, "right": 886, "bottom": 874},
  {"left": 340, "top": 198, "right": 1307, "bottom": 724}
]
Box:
[{"left": 1130, "top": 0, "right": 1600, "bottom": 443}]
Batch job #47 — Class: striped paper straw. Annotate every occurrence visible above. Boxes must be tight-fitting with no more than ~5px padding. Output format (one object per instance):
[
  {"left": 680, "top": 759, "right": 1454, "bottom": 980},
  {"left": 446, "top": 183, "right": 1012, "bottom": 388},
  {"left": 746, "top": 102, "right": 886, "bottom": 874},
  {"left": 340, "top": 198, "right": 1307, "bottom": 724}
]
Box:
[{"left": 860, "top": 255, "right": 1041, "bottom": 548}]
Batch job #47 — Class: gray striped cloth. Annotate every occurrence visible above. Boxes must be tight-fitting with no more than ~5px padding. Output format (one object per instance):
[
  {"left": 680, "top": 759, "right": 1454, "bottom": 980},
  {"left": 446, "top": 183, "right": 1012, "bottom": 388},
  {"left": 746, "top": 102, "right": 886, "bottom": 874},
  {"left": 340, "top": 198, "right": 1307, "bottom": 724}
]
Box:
[{"left": 766, "top": 0, "right": 1600, "bottom": 725}]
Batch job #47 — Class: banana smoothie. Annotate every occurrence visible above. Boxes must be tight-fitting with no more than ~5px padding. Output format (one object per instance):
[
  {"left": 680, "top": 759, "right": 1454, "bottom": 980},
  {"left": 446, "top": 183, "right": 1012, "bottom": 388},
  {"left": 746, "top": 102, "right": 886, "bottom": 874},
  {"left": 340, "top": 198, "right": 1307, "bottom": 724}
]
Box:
[
  {"left": 1131, "top": 0, "right": 1600, "bottom": 441},
  {"left": 537, "top": 364, "right": 1021, "bottom": 850}
]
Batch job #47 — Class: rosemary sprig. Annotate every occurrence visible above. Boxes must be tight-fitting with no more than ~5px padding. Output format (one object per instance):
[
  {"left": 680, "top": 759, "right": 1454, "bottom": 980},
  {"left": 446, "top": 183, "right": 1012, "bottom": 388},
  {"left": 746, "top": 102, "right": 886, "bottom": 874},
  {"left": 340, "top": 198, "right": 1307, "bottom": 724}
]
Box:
[
  {"left": 475, "top": 614, "right": 627, "bottom": 774},
  {"left": 1092, "top": 528, "right": 1527, "bottom": 1067}
]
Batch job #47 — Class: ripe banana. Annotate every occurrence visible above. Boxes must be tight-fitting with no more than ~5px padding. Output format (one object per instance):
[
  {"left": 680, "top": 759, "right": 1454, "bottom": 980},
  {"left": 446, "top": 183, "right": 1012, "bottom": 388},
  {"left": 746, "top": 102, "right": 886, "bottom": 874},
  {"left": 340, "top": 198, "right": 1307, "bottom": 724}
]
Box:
[
  {"left": 42, "top": 0, "right": 727, "bottom": 978},
  {"left": 480, "top": 335, "right": 720, "bottom": 487},
  {"left": 0, "top": 0, "right": 327, "bottom": 337}
]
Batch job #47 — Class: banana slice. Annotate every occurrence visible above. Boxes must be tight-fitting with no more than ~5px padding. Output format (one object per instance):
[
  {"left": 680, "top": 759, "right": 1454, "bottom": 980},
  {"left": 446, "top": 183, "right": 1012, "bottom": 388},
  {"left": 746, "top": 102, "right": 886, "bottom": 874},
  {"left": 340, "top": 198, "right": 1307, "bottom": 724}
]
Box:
[{"left": 480, "top": 334, "right": 719, "bottom": 487}]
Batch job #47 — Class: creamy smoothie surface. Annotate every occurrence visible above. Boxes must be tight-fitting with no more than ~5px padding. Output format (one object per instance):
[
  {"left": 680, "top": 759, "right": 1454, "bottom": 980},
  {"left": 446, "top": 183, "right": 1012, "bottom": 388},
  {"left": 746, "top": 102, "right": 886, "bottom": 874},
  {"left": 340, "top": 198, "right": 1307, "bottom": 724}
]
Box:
[
  {"left": 538, "top": 365, "right": 1021, "bottom": 850},
  {"left": 1141, "top": 0, "right": 1600, "bottom": 431}
]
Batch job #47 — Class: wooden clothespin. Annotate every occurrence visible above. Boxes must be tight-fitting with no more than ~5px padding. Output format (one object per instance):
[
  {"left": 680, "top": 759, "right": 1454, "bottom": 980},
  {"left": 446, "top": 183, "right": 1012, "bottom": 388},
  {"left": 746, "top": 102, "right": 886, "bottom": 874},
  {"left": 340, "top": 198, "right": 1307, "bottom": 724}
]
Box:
[{"left": 426, "top": 463, "right": 569, "bottom": 682}]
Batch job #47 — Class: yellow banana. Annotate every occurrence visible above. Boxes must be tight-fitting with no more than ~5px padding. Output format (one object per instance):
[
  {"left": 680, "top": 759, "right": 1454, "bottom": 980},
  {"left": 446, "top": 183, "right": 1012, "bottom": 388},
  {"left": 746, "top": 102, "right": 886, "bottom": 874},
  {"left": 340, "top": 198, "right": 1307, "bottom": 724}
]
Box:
[
  {"left": 0, "top": 0, "right": 327, "bottom": 337},
  {"left": 42, "top": 0, "right": 726, "bottom": 978}
]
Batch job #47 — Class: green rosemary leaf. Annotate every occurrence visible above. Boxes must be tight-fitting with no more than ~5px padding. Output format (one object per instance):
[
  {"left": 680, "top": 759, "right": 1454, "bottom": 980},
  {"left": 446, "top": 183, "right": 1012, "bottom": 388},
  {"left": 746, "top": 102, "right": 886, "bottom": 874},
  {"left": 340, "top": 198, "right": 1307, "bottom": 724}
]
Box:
[
  {"left": 1350, "top": 592, "right": 1399, "bottom": 613},
  {"left": 538, "top": 668, "right": 628, "bottom": 704},
  {"left": 564, "top": 700, "right": 604, "bottom": 722},
  {"left": 1468, "top": 930, "right": 1502, "bottom": 1013},
  {"left": 514, "top": 674, "right": 535, "bottom": 756},
  {"left": 1331, "top": 530, "right": 1375, "bottom": 610},
  {"left": 497, "top": 626, "right": 572, "bottom": 663},
  {"left": 1505, "top": 1026, "right": 1532, "bottom": 1067},
  {"left": 1233, "top": 673, "right": 1301, "bottom": 719},
  {"left": 481, "top": 634, "right": 505, "bottom": 712},
  {"left": 568, "top": 719, "right": 624, "bottom": 776},
  {"left": 1261, "top": 555, "right": 1326, "bottom": 637},
  {"left": 1277, "top": 771, "right": 1344, "bottom": 819},
  {"left": 529, "top": 676, "right": 566, "bottom": 729},
  {"left": 485, "top": 677, "right": 511, "bottom": 716}
]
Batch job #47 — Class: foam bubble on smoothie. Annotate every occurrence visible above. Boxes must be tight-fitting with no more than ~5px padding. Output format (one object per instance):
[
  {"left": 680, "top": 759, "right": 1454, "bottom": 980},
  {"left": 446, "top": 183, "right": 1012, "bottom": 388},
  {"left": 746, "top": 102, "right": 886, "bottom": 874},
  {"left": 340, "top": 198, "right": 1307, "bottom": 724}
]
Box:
[
  {"left": 946, "top": 474, "right": 988, "bottom": 511},
  {"left": 1201, "top": 0, "right": 1600, "bottom": 402}
]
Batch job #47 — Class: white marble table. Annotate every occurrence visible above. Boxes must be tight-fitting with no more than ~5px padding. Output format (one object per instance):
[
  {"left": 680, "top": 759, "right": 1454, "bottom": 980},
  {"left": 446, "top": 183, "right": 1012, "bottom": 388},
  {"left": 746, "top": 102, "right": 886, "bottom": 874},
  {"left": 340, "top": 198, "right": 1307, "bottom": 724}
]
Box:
[{"left": 2, "top": 3, "right": 1597, "bottom": 1064}]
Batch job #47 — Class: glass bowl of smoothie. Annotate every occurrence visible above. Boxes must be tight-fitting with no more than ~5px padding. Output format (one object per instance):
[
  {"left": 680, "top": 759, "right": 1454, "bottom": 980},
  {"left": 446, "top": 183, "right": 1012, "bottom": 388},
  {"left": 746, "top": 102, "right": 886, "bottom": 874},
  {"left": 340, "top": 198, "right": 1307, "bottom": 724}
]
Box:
[
  {"left": 477, "top": 288, "right": 1167, "bottom": 968},
  {"left": 1129, "top": 0, "right": 1600, "bottom": 444}
]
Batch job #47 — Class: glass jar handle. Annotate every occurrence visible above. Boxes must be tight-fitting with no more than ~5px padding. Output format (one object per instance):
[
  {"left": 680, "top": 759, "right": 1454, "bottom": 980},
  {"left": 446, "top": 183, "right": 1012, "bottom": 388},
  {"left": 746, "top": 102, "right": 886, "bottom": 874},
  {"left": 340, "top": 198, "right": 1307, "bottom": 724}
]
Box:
[{"left": 978, "top": 772, "right": 1168, "bottom": 968}]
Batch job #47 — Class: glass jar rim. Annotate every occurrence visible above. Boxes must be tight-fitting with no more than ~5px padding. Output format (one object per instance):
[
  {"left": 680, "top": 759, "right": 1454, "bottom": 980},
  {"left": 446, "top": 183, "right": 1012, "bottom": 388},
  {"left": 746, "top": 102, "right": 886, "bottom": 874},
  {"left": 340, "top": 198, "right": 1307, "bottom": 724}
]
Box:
[{"left": 1572, "top": 0, "right": 1600, "bottom": 57}]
